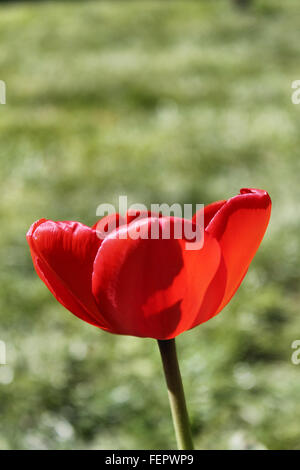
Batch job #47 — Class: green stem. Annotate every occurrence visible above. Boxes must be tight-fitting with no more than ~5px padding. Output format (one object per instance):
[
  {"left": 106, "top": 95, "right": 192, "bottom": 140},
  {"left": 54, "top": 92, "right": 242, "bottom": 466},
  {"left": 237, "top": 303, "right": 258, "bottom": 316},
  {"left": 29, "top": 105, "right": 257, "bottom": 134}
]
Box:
[{"left": 158, "top": 338, "right": 194, "bottom": 450}]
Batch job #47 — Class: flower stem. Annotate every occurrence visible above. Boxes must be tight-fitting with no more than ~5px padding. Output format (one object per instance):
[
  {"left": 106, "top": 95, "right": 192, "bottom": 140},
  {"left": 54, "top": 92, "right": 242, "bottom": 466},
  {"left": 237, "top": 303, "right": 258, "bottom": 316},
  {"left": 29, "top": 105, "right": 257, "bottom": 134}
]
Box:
[{"left": 157, "top": 338, "right": 194, "bottom": 450}]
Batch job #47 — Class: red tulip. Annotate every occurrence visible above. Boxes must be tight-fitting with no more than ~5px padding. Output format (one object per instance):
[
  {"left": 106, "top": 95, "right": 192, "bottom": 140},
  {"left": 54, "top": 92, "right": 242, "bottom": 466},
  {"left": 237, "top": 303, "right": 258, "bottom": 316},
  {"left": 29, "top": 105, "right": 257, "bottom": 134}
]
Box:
[{"left": 27, "top": 188, "right": 271, "bottom": 340}]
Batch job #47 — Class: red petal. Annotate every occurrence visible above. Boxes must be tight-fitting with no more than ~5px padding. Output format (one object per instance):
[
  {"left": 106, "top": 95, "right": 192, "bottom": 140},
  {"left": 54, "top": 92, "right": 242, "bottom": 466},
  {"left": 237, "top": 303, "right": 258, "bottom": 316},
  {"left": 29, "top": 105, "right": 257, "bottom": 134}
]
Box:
[
  {"left": 190, "top": 252, "right": 227, "bottom": 328},
  {"left": 27, "top": 219, "right": 110, "bottom": 330},
  {"left": 206, "top": 188, "right": 272, "bottom": 314},
  {"left": 126, "top": 209, "right": 162, "bottom": 225},
  {"left": 92, "top": 217, "right": 221, "bottom": 339},
  {"left": 92, "top": 212, "right": 161, "bottom": 239},
  {"left": 93, "top": 213, "right": 126, "bottom": 239},
  {"left": 192, "top": 200, "right": 227, "bottom": 228}
]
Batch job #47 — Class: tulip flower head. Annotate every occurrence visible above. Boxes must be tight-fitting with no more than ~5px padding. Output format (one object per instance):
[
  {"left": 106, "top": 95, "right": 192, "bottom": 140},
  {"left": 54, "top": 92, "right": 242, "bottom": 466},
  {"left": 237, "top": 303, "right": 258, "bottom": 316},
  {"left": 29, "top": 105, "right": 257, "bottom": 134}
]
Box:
[{"left": 27, "top": 188, "right": 271, "bottom": 340}]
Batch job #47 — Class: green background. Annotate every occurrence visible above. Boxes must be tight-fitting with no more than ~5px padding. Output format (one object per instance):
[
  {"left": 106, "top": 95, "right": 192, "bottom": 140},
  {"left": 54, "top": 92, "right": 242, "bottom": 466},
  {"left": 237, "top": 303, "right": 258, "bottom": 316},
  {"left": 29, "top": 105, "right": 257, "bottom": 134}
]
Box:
[{"left": 0, "top": 0, "right": 299, "bottom": 449}]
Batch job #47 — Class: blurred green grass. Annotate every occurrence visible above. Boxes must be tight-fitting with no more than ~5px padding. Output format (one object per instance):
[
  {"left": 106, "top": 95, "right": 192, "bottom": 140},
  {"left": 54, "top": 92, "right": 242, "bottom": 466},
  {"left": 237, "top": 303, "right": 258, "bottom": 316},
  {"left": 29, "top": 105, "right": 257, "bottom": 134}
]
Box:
[{"left": 0, "top": 0, "right": 300, "bottom": 449}]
